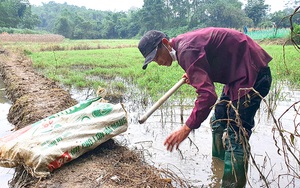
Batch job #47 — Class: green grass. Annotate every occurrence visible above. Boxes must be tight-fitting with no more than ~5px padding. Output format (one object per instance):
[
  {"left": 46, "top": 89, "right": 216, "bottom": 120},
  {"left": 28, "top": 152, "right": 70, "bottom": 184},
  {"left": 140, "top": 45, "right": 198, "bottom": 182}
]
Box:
[
  {"left": 30, "top": 41, "right": 300, "bottom": 100},
  {"left": 30, "top": 47, "right": 196, "bottom": 99},
  {"left": 8, "top": 38, "right": 297, "bottom": 101},
  {"left": 261, "top": 44, "right": 300, "bottom": 86}
]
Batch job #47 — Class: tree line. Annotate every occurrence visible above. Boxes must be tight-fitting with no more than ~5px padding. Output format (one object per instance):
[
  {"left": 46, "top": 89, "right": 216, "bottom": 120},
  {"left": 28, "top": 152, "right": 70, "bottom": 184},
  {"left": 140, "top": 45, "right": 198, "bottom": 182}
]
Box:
[{"left": 0, "top": 0, "right": 299, "bottom": 39}]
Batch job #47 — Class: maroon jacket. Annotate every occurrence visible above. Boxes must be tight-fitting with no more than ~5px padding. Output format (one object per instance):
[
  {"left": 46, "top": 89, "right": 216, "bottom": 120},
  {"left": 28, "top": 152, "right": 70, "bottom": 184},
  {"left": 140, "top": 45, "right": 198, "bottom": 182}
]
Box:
[{"left": 171, "top": 27, "right": 272, "bottom": 129}]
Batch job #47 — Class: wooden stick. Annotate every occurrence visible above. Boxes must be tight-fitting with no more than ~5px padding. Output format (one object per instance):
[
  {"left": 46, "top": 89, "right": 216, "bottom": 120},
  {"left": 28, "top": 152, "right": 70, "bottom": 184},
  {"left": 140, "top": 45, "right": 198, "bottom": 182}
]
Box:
[{"left": 138, "top": 78, "right": 186, "bottom": 124}]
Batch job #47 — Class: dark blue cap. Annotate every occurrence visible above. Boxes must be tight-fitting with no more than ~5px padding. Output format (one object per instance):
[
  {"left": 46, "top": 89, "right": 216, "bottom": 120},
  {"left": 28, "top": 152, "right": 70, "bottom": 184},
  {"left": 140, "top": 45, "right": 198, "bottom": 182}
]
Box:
[{"left": 138, "top": 30, "right": 167, "bottom": 69}]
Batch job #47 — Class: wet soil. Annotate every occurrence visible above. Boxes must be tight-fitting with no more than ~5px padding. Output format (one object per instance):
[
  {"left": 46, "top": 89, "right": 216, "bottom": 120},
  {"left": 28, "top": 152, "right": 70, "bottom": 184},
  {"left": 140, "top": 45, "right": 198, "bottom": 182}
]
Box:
[{"left": 0, "top": 48, "right": 179, "bottom": 188}]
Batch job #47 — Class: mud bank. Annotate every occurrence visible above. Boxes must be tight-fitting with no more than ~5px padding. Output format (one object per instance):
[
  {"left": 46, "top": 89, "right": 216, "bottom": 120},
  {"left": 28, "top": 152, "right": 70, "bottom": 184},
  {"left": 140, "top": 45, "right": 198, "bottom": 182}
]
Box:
[
  {"left": 0, "top": 48, "right": 179, "bottom": 188},
  {"left": 0, "top": 49, "right": 77, "bottom": 129}
]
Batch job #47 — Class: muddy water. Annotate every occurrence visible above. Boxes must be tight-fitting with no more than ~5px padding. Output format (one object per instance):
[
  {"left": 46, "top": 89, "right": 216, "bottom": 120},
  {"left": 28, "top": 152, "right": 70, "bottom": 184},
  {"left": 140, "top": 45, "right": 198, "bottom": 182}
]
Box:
[
  {"left": 67, "top": 80, "right": 300, "bottom": 187},
  {"left": 1, "top": 79, "right": 299, "bottom": 187},
  {"left": 0, "top": 80, "right": 14, "bottom": 188}
]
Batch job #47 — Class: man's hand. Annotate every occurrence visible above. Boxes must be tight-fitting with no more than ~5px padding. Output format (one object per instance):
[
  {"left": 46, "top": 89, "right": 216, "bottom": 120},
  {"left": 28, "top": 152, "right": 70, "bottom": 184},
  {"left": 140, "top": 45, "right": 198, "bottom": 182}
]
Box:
[
  {"left": 164, "top": 124, "right": 191, "bottom": 152},
  {"left": 182, "top": 73, "right": 190, "bottom": 84}
]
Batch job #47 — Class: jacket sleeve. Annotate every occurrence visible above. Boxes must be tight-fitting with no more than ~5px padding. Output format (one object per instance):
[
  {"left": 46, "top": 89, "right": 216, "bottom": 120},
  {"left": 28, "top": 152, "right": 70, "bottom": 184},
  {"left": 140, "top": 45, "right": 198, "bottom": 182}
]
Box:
[{"left": 179, "top": 48, "right": 217, "bottom": 129}]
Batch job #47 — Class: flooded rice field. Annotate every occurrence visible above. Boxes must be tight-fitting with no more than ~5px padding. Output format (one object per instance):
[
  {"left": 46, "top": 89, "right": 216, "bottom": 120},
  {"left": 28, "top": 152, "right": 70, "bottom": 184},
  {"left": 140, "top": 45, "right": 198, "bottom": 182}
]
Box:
[
  {"left": 67, "top": 80, "right": 300, "bottom": 188},
  {"left": 0, "top": 79, "right": 299, "bottom": 187}
]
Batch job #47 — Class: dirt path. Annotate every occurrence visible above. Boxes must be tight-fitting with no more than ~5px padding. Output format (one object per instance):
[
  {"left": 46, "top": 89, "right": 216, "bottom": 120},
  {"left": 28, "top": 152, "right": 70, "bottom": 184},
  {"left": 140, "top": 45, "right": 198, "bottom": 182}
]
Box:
[{"left": 0, "top": 48, "right": 181, "bottom": 188}]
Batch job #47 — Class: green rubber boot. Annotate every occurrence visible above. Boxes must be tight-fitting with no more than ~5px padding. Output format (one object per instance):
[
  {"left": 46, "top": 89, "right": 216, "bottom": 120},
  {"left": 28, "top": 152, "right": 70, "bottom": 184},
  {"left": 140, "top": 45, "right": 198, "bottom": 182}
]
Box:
[
  {"left": 221, "top": 128, "right": 250, "bottom": 188},
  {"left": 211, "top": 114, "right": 225, "bottom": 160}
]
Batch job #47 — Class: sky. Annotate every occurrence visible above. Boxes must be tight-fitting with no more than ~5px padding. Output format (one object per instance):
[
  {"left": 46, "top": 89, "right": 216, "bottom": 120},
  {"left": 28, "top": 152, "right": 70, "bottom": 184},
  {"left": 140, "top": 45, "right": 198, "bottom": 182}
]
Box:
[{"left": 28, "top": 0, "right": 286, "bottom": 13}]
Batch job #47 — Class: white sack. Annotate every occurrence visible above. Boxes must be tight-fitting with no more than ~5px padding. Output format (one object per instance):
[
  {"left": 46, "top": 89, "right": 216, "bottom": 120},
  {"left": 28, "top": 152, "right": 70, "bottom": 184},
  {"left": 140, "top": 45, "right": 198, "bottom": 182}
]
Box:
[{"left": 0, "top": 96, "right": 128, "bottom": 178}]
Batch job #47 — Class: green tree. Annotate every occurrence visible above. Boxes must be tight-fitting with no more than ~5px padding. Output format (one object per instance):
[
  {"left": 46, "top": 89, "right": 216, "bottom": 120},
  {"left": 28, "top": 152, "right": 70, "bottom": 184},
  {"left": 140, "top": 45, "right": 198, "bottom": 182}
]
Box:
[
  {"left": 0, "top": 0, "right": 39, "bottom": 29},
  {"left": 100, "top": 12, "right": 119, "bottom": 38},
  {"left": 206, "top": 0, "right": 247, "bottom": 28},
  {"left": 18, "top": 5, "right": 40, "bottom": 29},
  {"left": 244, "top": 0, "right": 269, "bottom": 27},
  {"left": 126, "top": 9, "right": 142, "bottom": 38},
  {"left": 285, "top": 0, "right": 300, "bottom": 9},
  {"left": 73, "top": 21, "right": 97, "bottom": 39},
  {"left": 189, "top": 0, "right": 250, "bottom": 29},
  {"left": 32, "top": 1, "right": 64, "bottom": 32},
  {"left": 188, "top": 0, "right": 208, "bottom": 29},
  {"left": 269, "top": 9, "right": 292, "bottom": 28},
  {"left": 168, "top": 0, "right": 190, "bottom": 27},
  {"left": 268, "top": 6, "right": 299, "bottom": 29},
  {"left": 140, "top": 0, "right": 166, "bottom": 32},
  {"left": 0, "top": 0, "right": 28, "bottom": 27},
  {"left": 54, "top": 17, "right": 72, "bottom": 38},
  {"left": 29, "top": 0, "right": 286, "bottom": 39}
]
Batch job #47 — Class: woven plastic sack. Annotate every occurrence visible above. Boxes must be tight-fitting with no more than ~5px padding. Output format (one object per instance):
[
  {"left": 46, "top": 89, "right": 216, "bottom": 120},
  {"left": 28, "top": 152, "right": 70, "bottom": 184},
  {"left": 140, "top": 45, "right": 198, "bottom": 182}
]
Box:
[{"left": 0, "top": 96, "right": 128, "bottom": 178}]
